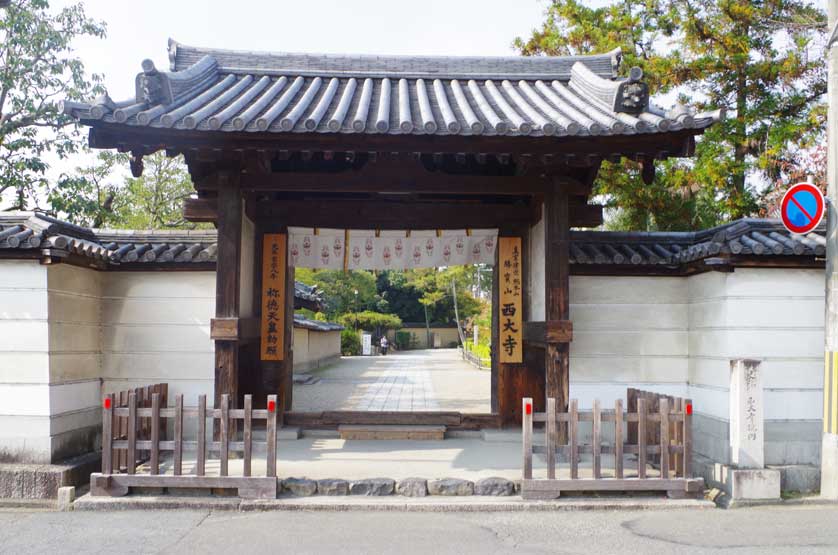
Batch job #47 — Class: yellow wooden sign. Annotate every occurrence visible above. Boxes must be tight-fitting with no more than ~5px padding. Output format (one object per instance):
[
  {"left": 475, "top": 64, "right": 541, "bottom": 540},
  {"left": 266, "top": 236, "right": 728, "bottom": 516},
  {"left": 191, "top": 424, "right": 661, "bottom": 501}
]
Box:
[
  {"left": 261, "top": 233, "right": 286, "bottom": 361},
  {"left": 498, "top": 236, "right": 523, "bottom": 364}
]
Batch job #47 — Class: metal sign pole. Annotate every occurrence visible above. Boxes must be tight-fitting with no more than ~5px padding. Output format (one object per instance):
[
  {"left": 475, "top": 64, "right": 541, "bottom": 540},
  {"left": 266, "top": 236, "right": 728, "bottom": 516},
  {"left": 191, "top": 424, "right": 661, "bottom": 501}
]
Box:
[{"left": 823, "top": 0, "right": 838, "bottom": 499}]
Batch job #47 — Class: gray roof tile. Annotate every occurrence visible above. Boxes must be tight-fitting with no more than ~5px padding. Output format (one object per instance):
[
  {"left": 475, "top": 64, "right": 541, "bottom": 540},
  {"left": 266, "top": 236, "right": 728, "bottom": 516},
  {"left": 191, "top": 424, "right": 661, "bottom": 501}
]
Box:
[{"left": 61, "top": 41, "right": 722, "bottom": 139}]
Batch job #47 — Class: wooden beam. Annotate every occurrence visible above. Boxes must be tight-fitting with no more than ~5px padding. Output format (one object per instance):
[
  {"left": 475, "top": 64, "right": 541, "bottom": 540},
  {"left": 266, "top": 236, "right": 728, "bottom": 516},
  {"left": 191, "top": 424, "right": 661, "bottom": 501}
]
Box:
[
  {"left": 544, "top": 191, "right": 571, "bottom": 441},
  {"left": 214, "top": 174, "right": 241, "bottom": 417},
  {"left": 210, "top": 317, "right": 239, "bottom": 341},
  {"left": 89, "top": 123, "right": 701, "bottom": 161},
  {"left": 183, "top": 197, "right": 217, "bottom": 222},
  {"left": 523, "top": 320, "right": 573, "bottom": 345},
  {"left": 255, "top": 199, "right": 537, "bottom": 229},
  {"left": 231, "top": 171, "right": 590, "bottom": 196}
]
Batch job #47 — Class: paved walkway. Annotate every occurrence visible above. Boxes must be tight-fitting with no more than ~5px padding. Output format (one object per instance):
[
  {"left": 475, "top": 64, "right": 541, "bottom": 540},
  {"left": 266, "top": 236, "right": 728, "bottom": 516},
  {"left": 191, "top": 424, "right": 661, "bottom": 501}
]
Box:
[
  {"left": 293, "top": 349, "right": 490, "bottom": 413},
  {"left": 6, "top": 505, "right": 838, "bottom": 553}
]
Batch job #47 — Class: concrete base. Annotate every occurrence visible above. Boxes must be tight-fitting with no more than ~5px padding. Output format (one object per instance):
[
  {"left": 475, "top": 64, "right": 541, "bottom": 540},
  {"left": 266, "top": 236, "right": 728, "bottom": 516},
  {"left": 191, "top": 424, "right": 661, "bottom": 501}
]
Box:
[
  {"left": 768, "top": 464, "right": 821, "bottom": 494},
  {"left": 73, "top": 492, "right": 715, "bottom": 512},
  {"left": 712, "top": 465, "right": 780, "bottom": 502},
  {"left": 821, "top": 432, "right": 838, "bottom": 498},
  {"left": 0, "top": 451, "right": 100, "bottom": 499},
  {"left": 278, "top": 427, "right": 301, "bottom": 440}
]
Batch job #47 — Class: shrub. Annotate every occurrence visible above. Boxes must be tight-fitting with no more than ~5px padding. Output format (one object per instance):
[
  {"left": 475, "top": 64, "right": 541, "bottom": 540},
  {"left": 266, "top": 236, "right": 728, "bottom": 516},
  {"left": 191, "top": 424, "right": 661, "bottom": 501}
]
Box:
[
  {"left": 394, "top": 330, "right": 411, "bottom": 350},
  {"left": 341, "top": 329, "right": 361, "bottom": 356}
]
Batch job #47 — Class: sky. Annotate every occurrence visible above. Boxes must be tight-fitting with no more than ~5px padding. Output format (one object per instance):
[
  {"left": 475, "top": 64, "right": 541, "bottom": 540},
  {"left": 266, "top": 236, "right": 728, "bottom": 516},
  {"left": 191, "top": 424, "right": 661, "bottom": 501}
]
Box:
[
  {"left": 7, "top": 0, "right": 557, "bottom": 203},
  {"left": 57, "top": 0, "right": 555, "bottom": 102}
]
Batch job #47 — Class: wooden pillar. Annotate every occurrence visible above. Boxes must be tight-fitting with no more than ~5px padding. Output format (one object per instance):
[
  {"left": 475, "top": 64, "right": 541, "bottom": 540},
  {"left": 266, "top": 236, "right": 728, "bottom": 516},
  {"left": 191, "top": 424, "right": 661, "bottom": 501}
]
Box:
[
  {"left": 212, "top": 173, "right": 242, "bottom": 411},
  {"left": 544, "top": 190, "right": 570, "bottom": 436}
]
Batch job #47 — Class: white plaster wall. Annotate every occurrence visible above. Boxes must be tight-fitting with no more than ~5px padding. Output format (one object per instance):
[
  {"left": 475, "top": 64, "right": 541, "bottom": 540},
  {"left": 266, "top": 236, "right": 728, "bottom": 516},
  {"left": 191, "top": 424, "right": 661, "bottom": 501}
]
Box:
[
  {"left": 0, "top": 261, "right": 51, "bottom": 461},
  {"left": 687, "top": 269, "right": 824, "bottom": 421},
  {"left": 686, "top": 268, "right": 824, "bottom": 464},
  {"left": 293, "top": 327, "right": 310, "bottom": 366},
  {"left": 0, "top": 261, "right": 104, "bottom": 462},
  {"left": 100, "top": 272, "right": 216, "bottom": 404},
  {"left": 527, "top": 208, "right": 546, "bottom": 321},
  {"left": 569, "top": 275, "right": 689, "bottom": 408}
]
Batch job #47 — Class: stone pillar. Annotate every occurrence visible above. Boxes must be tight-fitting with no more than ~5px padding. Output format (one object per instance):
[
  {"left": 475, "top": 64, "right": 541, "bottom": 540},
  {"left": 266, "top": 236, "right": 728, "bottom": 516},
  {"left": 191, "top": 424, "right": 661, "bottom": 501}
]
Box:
[
  {"left": 730, "top": 359, "right": 765, "bottom": 469},
  {"left": 713, "top": 359, "right": 780, "bottom": 506}
]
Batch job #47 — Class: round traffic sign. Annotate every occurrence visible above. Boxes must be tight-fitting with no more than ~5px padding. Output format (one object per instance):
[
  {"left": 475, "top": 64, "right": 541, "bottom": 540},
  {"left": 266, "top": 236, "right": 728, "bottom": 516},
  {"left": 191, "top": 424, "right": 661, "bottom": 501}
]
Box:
[{"left": 780, "top": 182, "right": 825, "bottom": 234}]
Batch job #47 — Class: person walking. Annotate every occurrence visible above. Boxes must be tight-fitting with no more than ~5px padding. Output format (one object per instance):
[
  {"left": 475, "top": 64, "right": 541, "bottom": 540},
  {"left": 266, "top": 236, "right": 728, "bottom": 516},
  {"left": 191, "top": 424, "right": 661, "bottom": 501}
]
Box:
[{"left": 379, "top": 335, "right": 389, "bottom": 356}]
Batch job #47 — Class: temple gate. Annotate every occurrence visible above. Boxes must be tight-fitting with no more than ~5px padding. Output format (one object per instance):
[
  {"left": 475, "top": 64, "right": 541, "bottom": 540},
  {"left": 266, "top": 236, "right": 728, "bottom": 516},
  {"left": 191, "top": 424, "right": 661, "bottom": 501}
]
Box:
[{"left": 64, "top": 40, "right": 719, "bottom": 428}]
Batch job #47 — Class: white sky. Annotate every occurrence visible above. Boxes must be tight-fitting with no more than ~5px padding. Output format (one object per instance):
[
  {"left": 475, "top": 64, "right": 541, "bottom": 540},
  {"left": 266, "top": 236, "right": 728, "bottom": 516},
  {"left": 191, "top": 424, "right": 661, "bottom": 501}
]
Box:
[
  {"left": 6, "top": 0, "right": 562, "bottom": 207},
  {"left": 59, "top": 0, "right": 556, "bottom": 101}
]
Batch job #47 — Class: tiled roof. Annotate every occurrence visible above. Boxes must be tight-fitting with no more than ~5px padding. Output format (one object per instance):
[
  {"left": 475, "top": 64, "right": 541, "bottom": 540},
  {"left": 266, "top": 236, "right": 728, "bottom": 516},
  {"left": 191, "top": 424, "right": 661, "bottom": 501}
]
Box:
[
  {"left": 60, "top": 40, "right": 721, "bottom": 139},
  {"left": 570, "top": 218, "right": 825, "bottom": 266},
  {"left": 0, "top": 213, "right": 824, "bottom": 272},
  {"left": 293, "top": 314, "right": 344, "bottom": 332}
]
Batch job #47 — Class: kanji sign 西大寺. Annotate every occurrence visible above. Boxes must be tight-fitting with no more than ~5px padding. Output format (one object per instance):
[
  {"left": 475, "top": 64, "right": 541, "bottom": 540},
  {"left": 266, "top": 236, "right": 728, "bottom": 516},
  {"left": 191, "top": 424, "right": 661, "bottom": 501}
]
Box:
[
  {"left": 261, "top": 233, "right": 286, "bottom": 361},
  {"left": 498, "top": 237, "right": 523, "bottom": 363}
]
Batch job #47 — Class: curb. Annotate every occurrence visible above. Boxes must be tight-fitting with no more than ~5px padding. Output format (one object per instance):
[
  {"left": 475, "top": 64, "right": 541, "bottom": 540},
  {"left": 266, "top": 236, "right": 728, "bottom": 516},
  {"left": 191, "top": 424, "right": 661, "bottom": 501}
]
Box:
[{"left": 72, "top": 493, "right": 716, "bottom": 513}]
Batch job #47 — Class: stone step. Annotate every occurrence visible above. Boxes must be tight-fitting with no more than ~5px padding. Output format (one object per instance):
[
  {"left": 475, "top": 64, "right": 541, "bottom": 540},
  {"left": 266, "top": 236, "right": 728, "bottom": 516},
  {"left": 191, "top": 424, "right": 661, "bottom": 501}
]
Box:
[{"left": 338, "top": 425, "right": 446, "bottom": 441}]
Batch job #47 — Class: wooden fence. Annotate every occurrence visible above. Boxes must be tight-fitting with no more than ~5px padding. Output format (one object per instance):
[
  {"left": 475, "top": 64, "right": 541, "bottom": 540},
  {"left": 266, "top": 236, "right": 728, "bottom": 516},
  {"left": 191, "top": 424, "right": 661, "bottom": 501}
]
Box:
[
  {"left": 110, "top": 384, "right": 168, "bottom": 473},
  {"left": 459, "top": 345, "right": 490, "bottom": 371},
  {"left": 627, "top": 388, "right": 688, "bottom": 468},
  {"left": 521, "top": 396, "right": 703, "bottom": 500},
  {"left": 91, "top": 392, "right": 278, "bottom": 499}
]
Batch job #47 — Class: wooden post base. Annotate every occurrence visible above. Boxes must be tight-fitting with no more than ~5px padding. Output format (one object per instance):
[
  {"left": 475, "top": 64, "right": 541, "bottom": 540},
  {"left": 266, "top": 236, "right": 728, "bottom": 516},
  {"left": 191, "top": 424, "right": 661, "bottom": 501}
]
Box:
[{"left": 90, "top": 473, "right": 278, "bottom": 499}]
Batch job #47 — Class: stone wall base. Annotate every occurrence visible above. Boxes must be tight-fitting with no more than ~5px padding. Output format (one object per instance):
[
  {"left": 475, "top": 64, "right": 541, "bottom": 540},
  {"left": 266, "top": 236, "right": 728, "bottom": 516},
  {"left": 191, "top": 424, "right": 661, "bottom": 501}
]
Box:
[
  {"left": 694, "top": 454, "right": 780, "bottom": 502},
  {"left": 0, "top": 451, "right": 100, "bottom": 499}
]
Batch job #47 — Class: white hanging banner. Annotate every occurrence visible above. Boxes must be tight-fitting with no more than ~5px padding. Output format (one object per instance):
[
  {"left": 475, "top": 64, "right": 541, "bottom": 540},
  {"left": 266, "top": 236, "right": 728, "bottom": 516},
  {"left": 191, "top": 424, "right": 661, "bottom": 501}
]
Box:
[{"left": 288, "top": 228, "right": 498, "bottom": 269}]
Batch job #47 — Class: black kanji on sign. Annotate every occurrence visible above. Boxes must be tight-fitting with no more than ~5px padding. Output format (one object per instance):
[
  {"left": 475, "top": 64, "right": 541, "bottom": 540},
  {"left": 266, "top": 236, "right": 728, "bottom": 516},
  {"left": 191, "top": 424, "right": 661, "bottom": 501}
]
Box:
[
  {"left": 503, "top": 318, "right": 518, "bottom": 333},
  {"left": 501, "top": 303, "right": 516, "bottom": 317},
  {"left": 502, "top": 335, "right": 518, "bottom": 356}
]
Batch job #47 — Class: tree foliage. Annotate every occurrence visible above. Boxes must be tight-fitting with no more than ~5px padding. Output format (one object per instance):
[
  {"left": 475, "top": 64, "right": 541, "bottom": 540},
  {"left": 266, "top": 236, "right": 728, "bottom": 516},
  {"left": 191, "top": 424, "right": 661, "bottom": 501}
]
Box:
[
  {"left": 48, "top": 150, "right": 197, "bottom": 229},
  {"left": 338, "top": 310, "right": 403, "bottom": 332},
  {"left": 515, "top": 0, "right": 827, "bottom": 230},
  {"left": 0, "top": 0, "right": 105, "bottom": 210}
]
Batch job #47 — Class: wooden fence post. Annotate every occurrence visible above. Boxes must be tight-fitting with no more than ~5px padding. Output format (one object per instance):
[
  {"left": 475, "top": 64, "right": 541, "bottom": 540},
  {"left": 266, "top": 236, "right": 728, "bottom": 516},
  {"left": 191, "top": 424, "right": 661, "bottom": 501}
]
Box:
[
  {"left": 683, "top": 398, "right": 693, "bottom": 478},
  {"left": 592, "top": 399, "right": 601, "bottom": 479},
  {"left": 197, "top": 394, "right": 206, "bottom": 477},
  {"left": 266, "top": 394, "right": 278, "bottom": 478},
  {"left": 660, "top": 398, "right": 670, "bottom": 479},
  {"left": 150, "top": 392, "right": 160, "bottom": 475},
  {"left": 220, "top": 394, "right": 230, "bottom": 477},
  {"left": 637, "top": 397, "right": 647, "bottom": 479},
  {"left": 522, "top": 397, "right": 533, "bottom": 480},
  {"left": 102, "top": 394, "right": 113, "bottom": 475},
  {"left": 614, "top": 398, "right": 623, "bottom": 479},
  {"left": 127, "top": 392, "right": 137, "bottom": 475},
  {"left": 569, "top": 398, "right": 578, "bottom": 479},
  {"left": 174, "top": 394, "right": 183, "bottom": 476},
  {"left": 546, "top": 397, "right": 556, "bottom": 480},
  {"left": 243, "top": 394, "right": 253, "bottom": 477}
]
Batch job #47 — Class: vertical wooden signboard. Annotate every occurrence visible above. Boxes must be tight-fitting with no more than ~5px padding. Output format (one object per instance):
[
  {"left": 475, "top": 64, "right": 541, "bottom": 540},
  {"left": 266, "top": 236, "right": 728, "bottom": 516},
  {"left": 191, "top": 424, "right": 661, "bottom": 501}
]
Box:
[
  {"left": 498, "top": 237, "right": 523, "bottom": 364},
  {"left": 261, "top": 234, "right": 286, "bottom": 361}
]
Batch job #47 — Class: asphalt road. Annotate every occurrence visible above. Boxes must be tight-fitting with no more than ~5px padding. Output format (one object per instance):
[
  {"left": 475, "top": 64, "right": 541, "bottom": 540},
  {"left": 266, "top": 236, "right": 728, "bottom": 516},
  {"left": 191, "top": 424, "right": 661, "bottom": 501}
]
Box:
[{"left": 2, "top": 505, "right": 838, "bottom": 554}]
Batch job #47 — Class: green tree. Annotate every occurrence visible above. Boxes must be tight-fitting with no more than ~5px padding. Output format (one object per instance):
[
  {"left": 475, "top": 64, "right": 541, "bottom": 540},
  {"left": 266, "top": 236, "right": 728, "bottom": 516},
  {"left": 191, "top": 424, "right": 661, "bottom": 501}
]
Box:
[
  {"left": 48, "top": 150, "right": 199, "bottom": 229},
  {"left": 48, "top": 151, "right": 126, "bottom": 227},
  {"left": 295, "top": 269, "right": 380, "bottom": 320},
  {"left": 0, "top": 0, "right": 105, "bottom": 210},
  {"left": 112, "top": 152, "right": 195, "bottom": 229},
  {"left": 338, "top": 310, "right": 403, "bottom": 338},
  {"left": 515, "top": 0, "right": 826, "bottom": 230}
]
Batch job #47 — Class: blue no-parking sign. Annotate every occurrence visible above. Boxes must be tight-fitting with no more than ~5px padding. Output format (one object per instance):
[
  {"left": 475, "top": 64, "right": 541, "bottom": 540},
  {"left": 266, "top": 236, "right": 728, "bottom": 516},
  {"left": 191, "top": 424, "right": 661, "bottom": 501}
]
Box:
[{"left": 781, "top": 182, "right": 825, "bottom": 234}]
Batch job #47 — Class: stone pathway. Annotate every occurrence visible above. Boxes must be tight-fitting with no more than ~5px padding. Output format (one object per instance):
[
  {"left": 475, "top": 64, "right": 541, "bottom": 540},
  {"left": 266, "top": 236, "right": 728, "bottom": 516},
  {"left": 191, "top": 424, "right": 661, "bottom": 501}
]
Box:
[
  {"left": 292, "top": 348, "right": 489, "bottom": 412},
  {"left": 354, "top": 357, "right": 440, "bottom": 411}
]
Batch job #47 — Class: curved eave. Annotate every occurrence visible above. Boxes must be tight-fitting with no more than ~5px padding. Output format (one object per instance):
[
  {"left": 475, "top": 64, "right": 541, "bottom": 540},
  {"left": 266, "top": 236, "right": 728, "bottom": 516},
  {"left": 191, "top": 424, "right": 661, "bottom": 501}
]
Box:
[{"left": 84, "top": 120, "right": 709, "bottom": 162}]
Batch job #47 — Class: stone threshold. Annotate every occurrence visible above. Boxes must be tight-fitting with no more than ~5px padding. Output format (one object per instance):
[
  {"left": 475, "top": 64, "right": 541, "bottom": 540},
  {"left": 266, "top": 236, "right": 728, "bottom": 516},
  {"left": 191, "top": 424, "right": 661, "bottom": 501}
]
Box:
[{"left": 73, "top": 493, "right": 715, "bottom": 513}]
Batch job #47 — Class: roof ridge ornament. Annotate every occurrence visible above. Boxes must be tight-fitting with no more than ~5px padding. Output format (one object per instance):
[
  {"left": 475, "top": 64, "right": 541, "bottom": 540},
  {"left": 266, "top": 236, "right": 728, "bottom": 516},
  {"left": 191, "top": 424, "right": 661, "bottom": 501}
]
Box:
[
  {"left": 135, "top": 55, "right": 219, "bottom": 106},
  {"left": 569, "top": 61, "right": 649, "bottom": 114}
]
